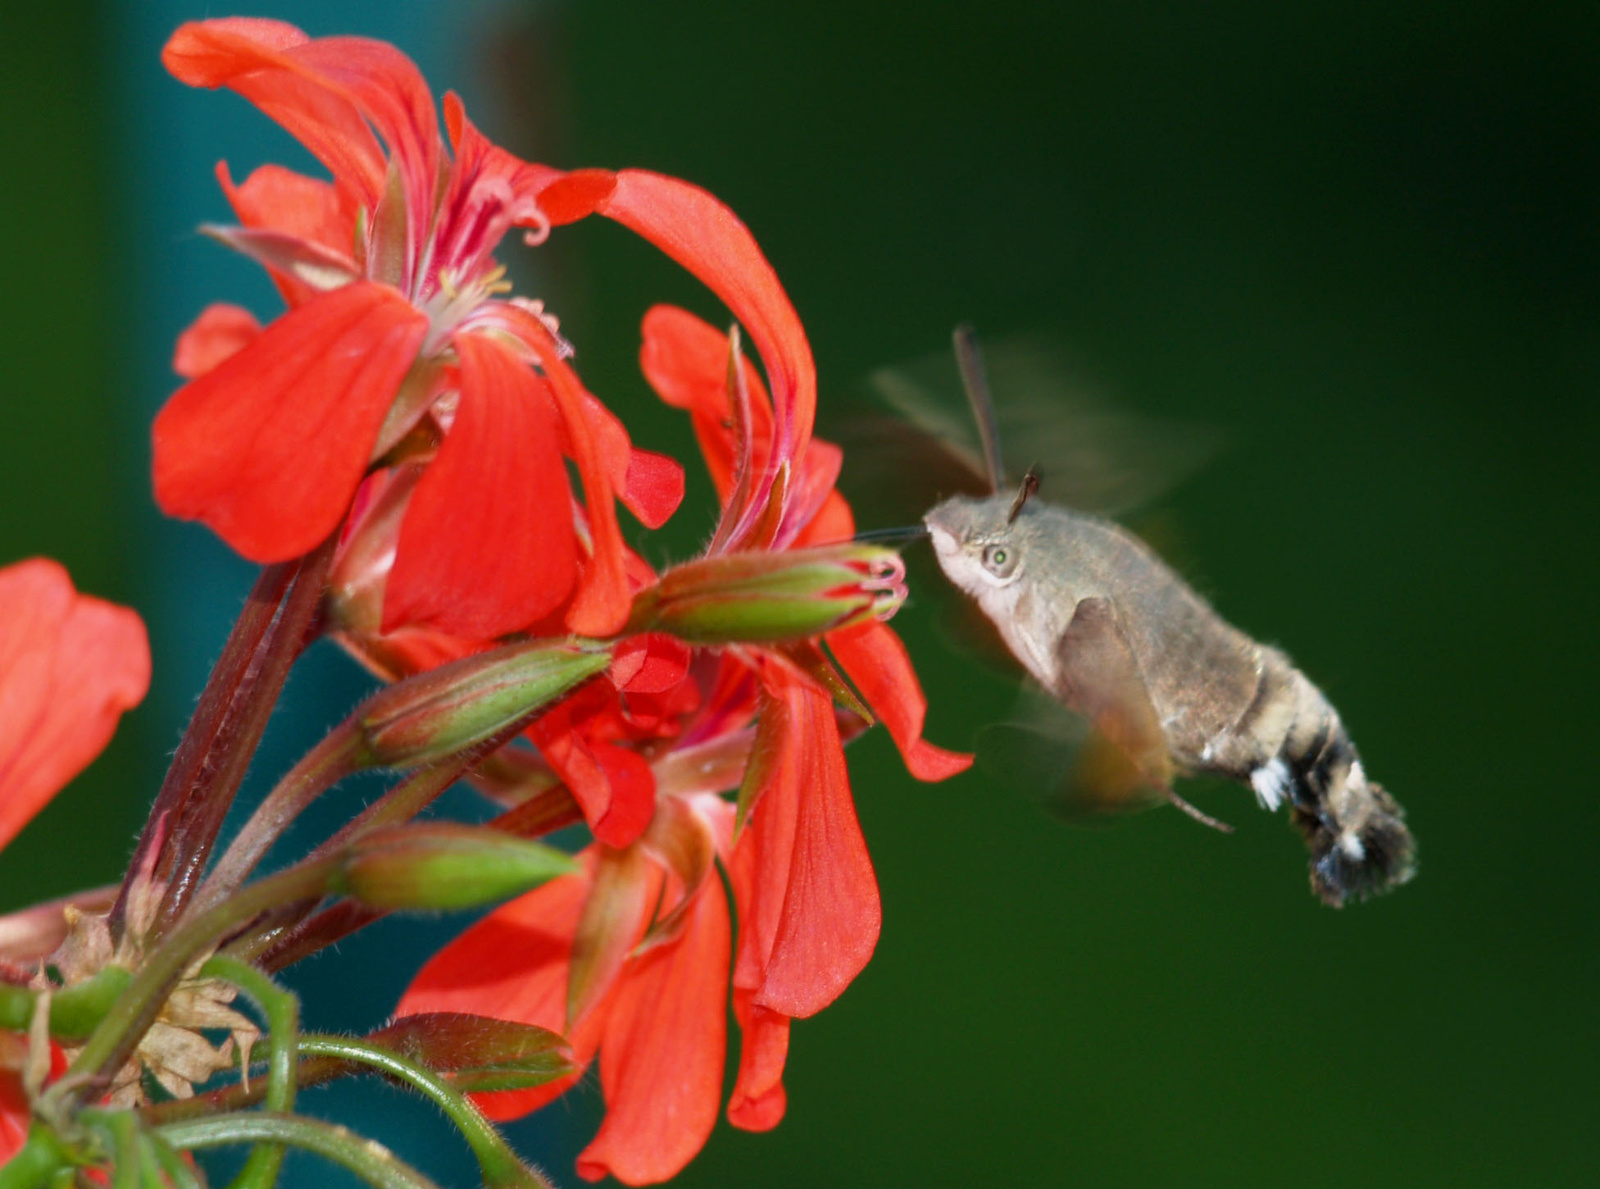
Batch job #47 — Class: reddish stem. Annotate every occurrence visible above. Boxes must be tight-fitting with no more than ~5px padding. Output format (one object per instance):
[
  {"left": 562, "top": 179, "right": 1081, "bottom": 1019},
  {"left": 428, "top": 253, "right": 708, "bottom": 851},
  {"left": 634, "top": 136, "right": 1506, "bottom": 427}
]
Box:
[{"left": 110, "top": 535, "right": 338, "bottom": 945}]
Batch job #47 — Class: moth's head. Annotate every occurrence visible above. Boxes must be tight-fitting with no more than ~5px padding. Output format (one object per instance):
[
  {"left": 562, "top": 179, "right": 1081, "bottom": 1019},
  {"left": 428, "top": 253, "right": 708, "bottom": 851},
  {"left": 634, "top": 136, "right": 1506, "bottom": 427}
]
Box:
[{"left": 924, "top": 468, "right": 1041, "bottom": 601}]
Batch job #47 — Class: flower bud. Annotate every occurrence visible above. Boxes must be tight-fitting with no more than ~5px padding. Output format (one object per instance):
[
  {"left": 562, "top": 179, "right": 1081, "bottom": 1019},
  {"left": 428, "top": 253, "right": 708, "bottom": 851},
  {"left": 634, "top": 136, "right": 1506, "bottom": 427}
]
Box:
[
  {"left": 633, "top": 544, "right": 907, "bottom": 645},
  {"left": 337, "top": 824, "right": 578, "bottom": 910},
  {"left": 357, "top": 640, "right": 611, "bottom": 768}
]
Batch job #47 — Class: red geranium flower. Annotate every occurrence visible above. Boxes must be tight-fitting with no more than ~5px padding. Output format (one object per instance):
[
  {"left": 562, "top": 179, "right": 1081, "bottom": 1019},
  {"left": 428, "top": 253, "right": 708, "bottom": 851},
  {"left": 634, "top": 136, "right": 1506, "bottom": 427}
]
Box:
[
  {"left": 398, "top": 305, "right": 968, "bottom": 1183},
  {"left": 0, "top": 558, "right": 150, "bottom": 1161},
  {"left": 155, "top": 20, "right": 823, "bottom": 640}
]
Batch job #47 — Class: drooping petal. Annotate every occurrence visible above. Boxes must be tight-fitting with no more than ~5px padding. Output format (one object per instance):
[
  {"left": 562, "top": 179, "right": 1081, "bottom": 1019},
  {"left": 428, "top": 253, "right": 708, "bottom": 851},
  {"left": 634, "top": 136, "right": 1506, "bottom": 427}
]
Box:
[
  {"left": 595, "top": 172, "right": 816, "bottom": 546},
  {"left": 216, "top": 161, "right": 357, "bottom": 306},
  {"left": 566, "top": 846, "right": 659, "bottom": 1030},
  {"left": 639, "top": 304, "right": 773, "bottom": 508},
  {"left": 826, "top": 620, "right": 973, "bottom": 782},
  {"left": 520, "top": 325, "right": 632, "bottom": 637},
  {"left": 217, "top": 161, "right": 354, "bottom": 254},
  {"left": 741, "top": 665, "right": 881, "bottom": 1018},
  {"left": 152, "top": 281, "right": 427, "bottom": 562},
  {"left": 165, "top": 21, "right": 443, "bottom": 276},
  {"left": 172, "top": 303, "right": 261, "bottom": 379},
  {"left": 524, "top": 695, "right": 657, "bottom": 849},
  {"left": 575, "top": 879, "right": 730, "bottom": 1186},
  {"left": 164, "top": 20, "right": 387, "bottom": 210},
  {"left": 0, "top": 560, "right": 150, "bottom": 851},
  {"left": 396, "top": 864, "right": 598, "bottom": 1121},
  {"left": 383, "top": 332, "right": 577, "bottom": 639},
  {"left": 728, "top": 989, "right": 789, "bottom": 1132}
]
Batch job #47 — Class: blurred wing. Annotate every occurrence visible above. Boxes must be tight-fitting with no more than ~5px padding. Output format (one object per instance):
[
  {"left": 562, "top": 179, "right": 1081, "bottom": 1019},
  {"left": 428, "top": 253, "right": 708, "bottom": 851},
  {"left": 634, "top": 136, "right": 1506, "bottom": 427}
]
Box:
[
  {"left": 835, "top": 330, "right": 1221, "bottom": 521},
  {"left": 976, "top": 686, "right": 1166, "bottom": 827}
]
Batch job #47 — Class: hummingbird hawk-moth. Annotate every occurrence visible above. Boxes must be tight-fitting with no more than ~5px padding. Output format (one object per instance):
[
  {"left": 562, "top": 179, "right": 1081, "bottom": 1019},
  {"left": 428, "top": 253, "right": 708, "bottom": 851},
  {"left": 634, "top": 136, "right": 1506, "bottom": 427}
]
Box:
[{"left": 913, "top": 326, "right": 1416, "bottom": 907}]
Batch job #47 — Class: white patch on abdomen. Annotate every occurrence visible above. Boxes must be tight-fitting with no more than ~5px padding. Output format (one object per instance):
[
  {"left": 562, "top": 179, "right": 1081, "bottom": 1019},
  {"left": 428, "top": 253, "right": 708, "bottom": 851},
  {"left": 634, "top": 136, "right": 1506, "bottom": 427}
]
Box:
[{"left": 1249, "top": 757, "right": 1290, "bottom": 812}]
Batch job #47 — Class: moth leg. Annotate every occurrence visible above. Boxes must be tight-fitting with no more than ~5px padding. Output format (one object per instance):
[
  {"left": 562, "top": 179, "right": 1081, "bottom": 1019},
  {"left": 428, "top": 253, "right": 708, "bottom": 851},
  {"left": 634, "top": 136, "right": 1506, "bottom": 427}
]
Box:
[{"left": 1054, "top": 596, "right": 1232, "bottom": 833}]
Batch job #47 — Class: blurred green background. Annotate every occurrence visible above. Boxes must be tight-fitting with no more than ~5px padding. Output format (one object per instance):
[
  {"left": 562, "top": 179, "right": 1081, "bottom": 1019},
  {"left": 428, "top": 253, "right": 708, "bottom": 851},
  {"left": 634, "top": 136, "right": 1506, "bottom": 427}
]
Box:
[{"left": 2, "top": 1, "right": 1596, "bottom": 1186}]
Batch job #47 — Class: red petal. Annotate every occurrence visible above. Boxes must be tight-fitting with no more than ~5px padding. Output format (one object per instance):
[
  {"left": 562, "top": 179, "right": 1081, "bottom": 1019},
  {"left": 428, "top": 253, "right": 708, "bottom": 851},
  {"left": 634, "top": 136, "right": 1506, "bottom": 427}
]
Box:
[
  {"left": 217, "top": 161, "right": 353, "bottom": 254},
  {"left": 566, "top": 846, "right": 660, "bottom": 1029},
  {"left": 609, "top": 635, "right": 691, "bottom": 695},
  {"left": 621, "top": 449, "right": 684, "bottom": 530},
  {"left": 587, "top": 744, "right": 657, "bottom": 849},
  {"left": 727, "top": 988, "right": 789, "bottom": 1132},
  {"left": 165, "top": 22, "right": 443, "bottom": 264},
  {"left": 164, "top": 20, "right": 387, "bottom": 210},
  {"left": 752, "top": 670, "right": 881, "bottom": 1018},
  {"left": 217, "top": 161, "right": 357, "bottom": 306},
  {"left": 575, "top": 880, "right": 729, "bottom": 1186},
  {"left": 1, "top": 1066, "right": 29, "bottom": 1163},
  {"left": 383, "top": 333, "right": 577, "bottom": 639},
  {"left": 597, "top": 173, "right": 815, "bottom": 542},
  {"left": 537, "top": 168, "right": 618, "bottom": 226},
  {"left": 638, "top": 304, "right": 774, "bottom": 510},
  {"left": 396, "top": 865, "right": 598, "bottom": 1120},
  {"left": 0, "top": 560, "right": 149, "bottom": 851},
  {"left": 826, "top": 621, "right": 973, "bottom": 782},
  {"left": 152, "top": 282, "right": 427, "bottom": 562},
  {"left": 172, "top": 303, "right": 262, "bottom": 379},
  {"left": 522, "top": 330, "right": 632, "bottom": 637}
]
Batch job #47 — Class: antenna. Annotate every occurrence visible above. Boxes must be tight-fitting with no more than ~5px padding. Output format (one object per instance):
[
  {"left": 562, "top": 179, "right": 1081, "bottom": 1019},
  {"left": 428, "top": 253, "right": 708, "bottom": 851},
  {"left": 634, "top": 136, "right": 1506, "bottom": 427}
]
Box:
[
  {"left": 1007, "top": 465, "right": 1040, "bottom": 525},
  {"left": 953, "top": 324, "right": 1006, "bottom": 493}
]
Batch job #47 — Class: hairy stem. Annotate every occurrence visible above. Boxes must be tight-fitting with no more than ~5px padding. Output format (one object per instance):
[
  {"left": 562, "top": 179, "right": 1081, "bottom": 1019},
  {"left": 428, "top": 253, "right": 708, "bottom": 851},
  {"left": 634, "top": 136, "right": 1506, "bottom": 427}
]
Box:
[
  {"left": 155, "top": 1113, "right": 444, "bottom": 1189},
  {"left": 200, "top": 955, "right": 300, "bottom": 1189},
  {"left": 297, "top": 1035, "right": 554, "bottom": 1189},
  {"left": 113, "top": 536, "right": 337, "bottom": 945}
]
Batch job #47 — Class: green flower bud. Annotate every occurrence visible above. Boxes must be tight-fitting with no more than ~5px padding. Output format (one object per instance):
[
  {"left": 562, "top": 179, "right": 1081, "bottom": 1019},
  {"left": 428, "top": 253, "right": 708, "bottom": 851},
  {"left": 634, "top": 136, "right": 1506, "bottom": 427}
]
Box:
[
  {"left": 357, "top": 640, "right": 611, "bottom": 768},
  {"left": 633, "top": 544, "right": 907, "bottom": 645},
  {"left": 336, "top": 824, "right": 578, "bottom": 911}
]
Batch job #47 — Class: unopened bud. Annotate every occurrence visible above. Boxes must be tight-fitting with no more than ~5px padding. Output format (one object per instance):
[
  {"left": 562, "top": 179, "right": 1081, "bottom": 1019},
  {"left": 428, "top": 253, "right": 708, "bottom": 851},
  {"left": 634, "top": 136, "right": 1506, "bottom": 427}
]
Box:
[
  {"left": 337, "top": 824, "right": 578, "bottom": 910},
  {"left": 357, "top": 640, "right": 611, "bottom": 768},
  {"left": 633, "top": 544, "right": 906, "bottom": 645}
]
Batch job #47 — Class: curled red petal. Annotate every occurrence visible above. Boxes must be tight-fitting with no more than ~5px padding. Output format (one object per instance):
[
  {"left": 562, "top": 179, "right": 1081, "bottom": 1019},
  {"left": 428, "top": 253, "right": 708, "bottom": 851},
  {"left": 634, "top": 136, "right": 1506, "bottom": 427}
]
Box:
[
  {"left": 575, "top": 879, "right": 730, "bottom": 1186},
  {"left": 383, "top": 333, "right": 577, "bottom": 639},
  {"left": 217, "top": 161, "right": 353, "bottom": 254},
  {"left": 752, "top": 670, "right": 881, "bottom": 1018},
  {"left": 152, "top": 281, "right": 427, "bottom": 563},
  {"left": 826, "top": 620, "right": 973, "bottom": 782},
  {"left": 172, "top": 303, "right": 262, "bottom": 379},
  {"left": 164, "top": 20, "right": 387, "bottom": 210},
  {"left": 597, "top": 172, "right": 815, "bottom": 543},
  {"left": 396, "top": 864, "right": 598, "bottom": 1121},
  {"left": 522, "top": 330, "right": 631, "bottom": 637},
  {"left": 0, "top": 560, "right": 150, "bottom": 851},
  {"left": 728, "top": 989, "right": 789, "bottom": 1132},
  {"left": 537, "top": 168, "right": 618, "bottom": 226},
  {"left": 639, "top": 304, "right": 774, "bottom": 512}
]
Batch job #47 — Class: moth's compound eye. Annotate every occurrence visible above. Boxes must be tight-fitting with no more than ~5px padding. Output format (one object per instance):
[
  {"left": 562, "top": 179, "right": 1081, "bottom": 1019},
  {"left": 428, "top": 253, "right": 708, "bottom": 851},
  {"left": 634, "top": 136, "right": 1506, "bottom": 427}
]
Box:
[{"left": 981, "top": 543, "right": 1018, "bottom": 578}]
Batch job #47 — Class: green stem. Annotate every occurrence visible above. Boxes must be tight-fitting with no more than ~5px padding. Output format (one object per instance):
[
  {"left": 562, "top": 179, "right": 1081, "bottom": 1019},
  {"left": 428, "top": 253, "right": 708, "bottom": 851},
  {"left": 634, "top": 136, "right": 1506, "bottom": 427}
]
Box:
[
  {"left": 155, "top": 1113, "right": 444, "bottom": 1189},
  {"left": 143, "top": 1131, "right": 203, "bottom": 1189},
  {"left": 199, "top": 956, "right": 299, "bottom": 1189},
  {"left": 297, "top": 1036, "right": 553, "bottom": 1189},
  {"left": 60, "top": 857, "right": 339, "bottom": 1102},
  {"left": 0, "top": 967, "right": 131, "bottom": 1040},
  {"left": 193, "top": 725, "right": 366, "bottom": 914}
]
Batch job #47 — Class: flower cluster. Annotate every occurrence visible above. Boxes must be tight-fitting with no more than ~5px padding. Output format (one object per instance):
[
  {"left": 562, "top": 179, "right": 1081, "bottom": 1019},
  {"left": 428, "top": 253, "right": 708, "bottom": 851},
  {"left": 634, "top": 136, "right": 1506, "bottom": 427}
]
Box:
[{"left": 0, "top": 16, "right": 967, "bottom": 1189}]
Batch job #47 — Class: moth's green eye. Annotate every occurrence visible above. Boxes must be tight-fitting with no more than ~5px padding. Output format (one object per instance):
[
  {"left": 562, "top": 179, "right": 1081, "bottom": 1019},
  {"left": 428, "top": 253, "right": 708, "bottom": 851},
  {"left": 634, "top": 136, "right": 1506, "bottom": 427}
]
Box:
[{"left": 981, "top": 544, "right": 1017, "bottom": 577}]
